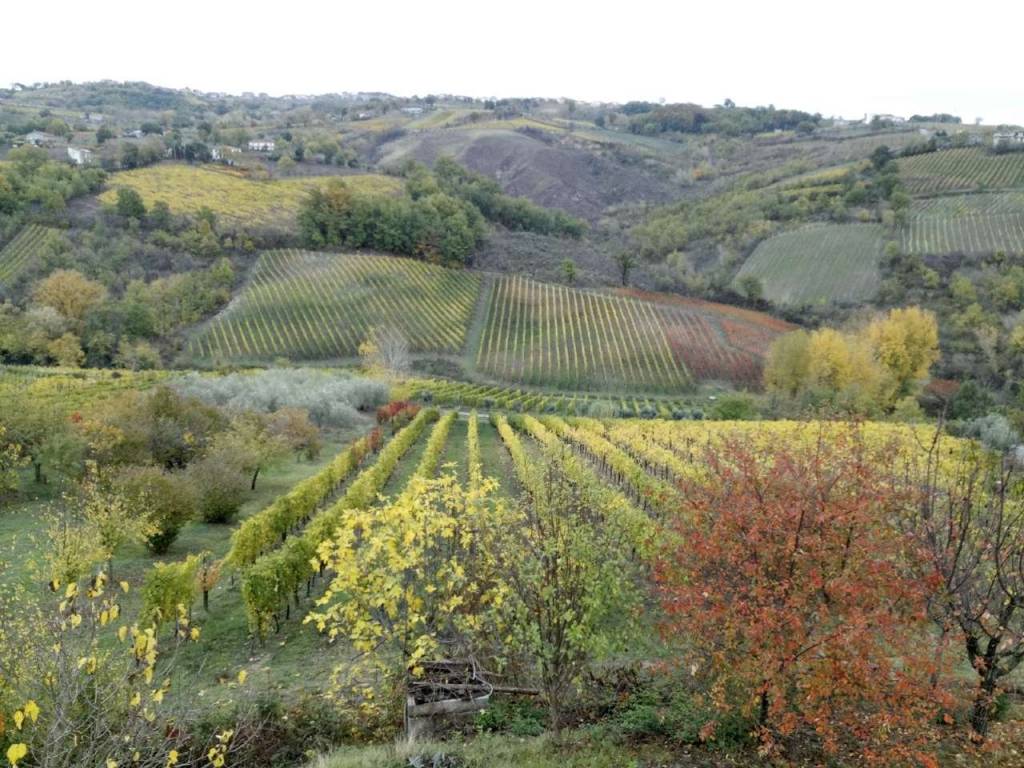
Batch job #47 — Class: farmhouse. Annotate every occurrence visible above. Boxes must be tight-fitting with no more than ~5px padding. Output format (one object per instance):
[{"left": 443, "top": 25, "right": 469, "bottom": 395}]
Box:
[
  {"left": 66, "top": 146, "right": 93, "bottom": 165},
  {"left": 994, "top": 131, "right": 1024, "bottom": 148},
  {"left": 20, "top": 131, "right": 58, "bottom": 147},
  {"left": 401, "top": 107, "right": 425, "bottom": 116},
  {"left": 211, "top": 145, "right": 242, "bottom": 164},
  {"left": 247, "top": 139, "right": 276, "bottom": 152}
]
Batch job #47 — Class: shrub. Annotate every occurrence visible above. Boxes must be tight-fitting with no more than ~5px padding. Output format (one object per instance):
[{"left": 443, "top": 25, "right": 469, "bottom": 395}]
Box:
[
  {"left": 189, "top": 450, "right": 248, "bottom": 523},
  {"left": 115, "top": 465, "right": 196, "bottom": 554}
]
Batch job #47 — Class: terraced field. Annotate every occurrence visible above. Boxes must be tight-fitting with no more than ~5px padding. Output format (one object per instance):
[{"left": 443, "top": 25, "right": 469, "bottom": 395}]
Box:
[
  {"left": 898, "top": 148, "right": 1024, "bottom": 195},
  {"left": 0, "top": 225, "right": 62, "bottom": 289},
  {"left": 735, "top": 224, "right": 884, "bottom": 306},
  {"left": 902, "top": 192, "right": 1024, "bottom": 255},
  {"left": 98, "top": 164, "right": 402, "bottom": 227},
  {"left": 188, "top": 250, "right": 481, "bottom": 361}
]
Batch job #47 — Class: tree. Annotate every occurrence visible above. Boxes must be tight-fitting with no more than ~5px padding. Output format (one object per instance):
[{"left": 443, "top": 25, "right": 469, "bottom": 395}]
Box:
[
  {"left": 656, "top": 430, "right": 950, "bottom": 762},
  {"left": 115, "top": 466, "right": 196, "bottom": 554},
  {"left": 736, "top": 274, "right": 763, "bottom": 301},
  {"left": 215, "top": 413, "right": 290, "bottom": 490},
  {"left": 496, "top": 452, "right": 645, "bottom": 735},
  {"left": 269, "top": 406, "right": 322, "bottom": 460},
  {"left": 47, "top": 332, "right": 85, "bottom": 367},
  {"left": 115, "top": 187, "right": 147, "bottom": 219},
  {"left": 32, "top": 270, "right": 108, "bottom": 331},
  {"left": 560, "top": 258, "right": 577, "bottom": 285},
  {"left": 358, "top": 325, "right": 410, "bottom": 376},
  {"left": 307, "top": 474, "right": 511, "bottom": 724},
  {"left": 910, "top": 445, "right": 1024, "bottom": 739},
  {"left": 0, "top": 424, "right": 27, "bottom": 496},
  {"left": 865, "top": 307, "right": 940, "bottom": 396},
  {"left": 187, "top": 448, "right": 249, "bottom": 524},
  {"left": 614, "top": 251, "right": 637, "bottom": 286},
  {"left": 95, "top": 125, "right": 114, "bottom": 144},
  {"left": 78, "top": 466, "right": 156, "bottom": 579}
]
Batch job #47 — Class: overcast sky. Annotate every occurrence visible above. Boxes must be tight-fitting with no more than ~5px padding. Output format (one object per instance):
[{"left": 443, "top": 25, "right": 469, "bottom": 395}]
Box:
[{"left": 3, "top": 0, "right": 1022, "bottom": 125}]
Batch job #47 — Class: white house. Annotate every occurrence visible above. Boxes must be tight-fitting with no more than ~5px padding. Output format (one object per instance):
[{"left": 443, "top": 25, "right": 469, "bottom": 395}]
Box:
[
  {"left": 994, "top": 131, "right": 1024, "bottom": 148},
  {"left": 67, "top": 146, "right": 93, "bottom": 165},
  {"left": 401, "top": 107, "right": 424, "bottom": 116},
  {"left": 247, "top": 140, "right": 275, "bottom": 152},
  {"left": 211, "top": 145, "right": 242, "bottom": 163},
  {"left": 21, "top": 131, "right": 58, "bottom": 147}
]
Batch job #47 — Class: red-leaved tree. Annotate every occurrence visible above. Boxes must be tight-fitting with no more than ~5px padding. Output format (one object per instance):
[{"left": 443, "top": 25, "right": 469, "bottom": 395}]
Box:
[{"left": 655, "top": 428, "right": 953, "bottom": 764}]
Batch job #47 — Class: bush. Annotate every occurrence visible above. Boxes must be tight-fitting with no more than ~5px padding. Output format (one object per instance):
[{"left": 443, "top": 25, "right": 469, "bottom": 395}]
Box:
[
  {"left": 115, "top": 465, "right": 197, "bottom": 554},
  {"left": 189, "top": 451, "right": 248, "bottom": 523}
]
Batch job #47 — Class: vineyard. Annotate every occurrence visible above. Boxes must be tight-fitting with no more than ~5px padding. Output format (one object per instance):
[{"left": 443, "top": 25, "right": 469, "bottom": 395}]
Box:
[
  {"left": 902, "top": 192, "right": 1024, "bottom": 255},
  {"left": 0, "top": 365, "right": 168, "bottom": 414},
  {"left": 475, "top": 275, "right": 688, "bottom": 392},
  {"left": 188, "top": 250, "right": 482, "bottom": 361},
  {"left": 399, "top": 377, "right": 708, "bottom": 418},
  {"left": 735, "top": 223, "right": 884, "bottom": 306},
  {"left": 97, "top": 164, "right": 402, "bottom": 228},
  {"left": 474, "top": 278, "right": 783, "bottom": 391},
  {"left": 898, "top": 148, "right": 1024, "bottom": 196},
  {"left": 0, "top": 225, "right": 62, "bottom": 289}
]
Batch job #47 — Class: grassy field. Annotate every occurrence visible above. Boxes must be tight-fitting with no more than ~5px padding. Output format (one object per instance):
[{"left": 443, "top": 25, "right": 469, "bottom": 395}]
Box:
[
  {"left": 187, "top": 250, "right": 482, "bottom": 361},
  {"left": 903, "top": 192, "right": 1024, "bottom": 255},
  {"left": 0, "top": 224, "right": 62, "bottom": 288},
  {"left": 97, "top": 164, "right": 402, "bottom": 227},
  {"left": 735, "top": 223, "right": 884, "bottom": 306},
  {"left": 898, "top": 148, "right": 1024, "bottom": 195}
]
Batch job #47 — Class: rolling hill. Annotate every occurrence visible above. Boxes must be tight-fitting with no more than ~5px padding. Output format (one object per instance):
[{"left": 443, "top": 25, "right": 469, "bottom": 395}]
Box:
[{"left": 188, "top": 250, "right": 791, "bottom": 391}]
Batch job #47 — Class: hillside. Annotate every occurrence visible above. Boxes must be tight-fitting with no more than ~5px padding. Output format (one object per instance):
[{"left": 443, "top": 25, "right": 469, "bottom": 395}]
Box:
[
  {"left": 735, "top": 223, "right": 884, "bottom": 306},
  {"left": 187, "top": 250, "right": 790, "bottom": 391}
]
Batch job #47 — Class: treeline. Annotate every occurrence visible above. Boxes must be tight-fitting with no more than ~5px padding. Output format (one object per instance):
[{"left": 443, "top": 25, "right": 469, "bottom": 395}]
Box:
[
  {"left": 298, "top": 158, "right": 584, "bottom": 264},
  {"left": 0, "top": 146, "right": 106, "bottom": 241},
  {"left": 627, "top": 101, "right": 821, "bottom": 137}
]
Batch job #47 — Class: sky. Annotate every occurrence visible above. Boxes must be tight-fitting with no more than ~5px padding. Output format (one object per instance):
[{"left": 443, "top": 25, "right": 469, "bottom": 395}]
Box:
[{"left": 3, "top": 0, "right": 1023, "bottom": 125}]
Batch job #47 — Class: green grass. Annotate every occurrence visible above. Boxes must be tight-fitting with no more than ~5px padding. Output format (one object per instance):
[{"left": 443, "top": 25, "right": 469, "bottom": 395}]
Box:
[
  {"left": 903, "top": 192, "right": 1024, "bottom": 255},
  {"left": 0, "top": 224, "right": 62, "bottom": 288},
  {"left": 899, "top": 148, "right": 1024, "bottom": 195},
  {"left": 187, "top": 250, "right": 482, "bottom": 362},
  {"left": 312, "top": 733, "right": 677, "bottom": 768},
  {"left": 97, "top": 164, "right": 402, "bottom": 227},
  {"left": 735, "top": 223, "right": 884, "bottom": 306}
]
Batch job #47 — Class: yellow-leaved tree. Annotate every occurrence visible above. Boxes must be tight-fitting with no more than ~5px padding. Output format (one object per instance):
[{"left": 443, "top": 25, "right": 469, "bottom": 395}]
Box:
[
  {"left": 764, "top": 307, "right": 938, "bottom": 414},
  {"left": 306, "top": 473, "right": 512, "bottom": 730}
]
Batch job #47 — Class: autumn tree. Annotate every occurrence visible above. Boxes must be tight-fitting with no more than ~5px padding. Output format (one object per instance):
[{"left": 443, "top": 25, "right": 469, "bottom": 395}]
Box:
[
  {"left": 909, "top": 442, "right": 1024, "bottom": 739},
  {"left": 358, "top": 325, "right": 411, "bottom": 376},
  {"left": 0, "top": 424, "right": 27, "bottom": 496},
  {"left": 656, "top": 429, "right": 950, "bottom": 762},
  {"left": 865, "top": 306, "right": 940, "bottom": 396},
  {"left": 215, "top": 413, "right": 290, "bottom": 490},
  {"left": 114, "top": 465, "right": 197, "bottom": 554},
  {"left": 496, "top": 451, "right": 646, "bottom": 736},
  {"left": 32, "top": 270, "right": 108, "bottom": 332},
  {"left": 77, "top": 466, "right": 155, "bottom": 579}
]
